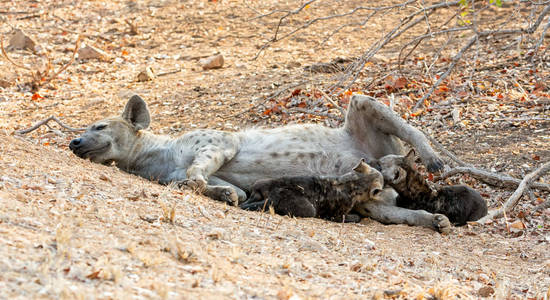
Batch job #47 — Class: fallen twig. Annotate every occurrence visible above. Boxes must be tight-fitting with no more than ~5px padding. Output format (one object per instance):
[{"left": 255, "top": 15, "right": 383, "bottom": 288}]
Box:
[
  {"left": 421, "top": 130, "right": 473, "bottom": 168},
  {"left": 286, "top": 107, "right": 341, "bottom": 120},
  {"left": 436, "top": 166, "right": 550, "bottom": 192},
  {"left": 318, "top": 89, "right": 346, "bottom": 116},
  {"left": 0, "top": 39, "right": 31, "bottom": 70},
  {"left": 40, "top": 35, "right": 81, "bottom": 87},
  {"left": 15, "top": 116, "right": 85, "bottom": 135},
  {"left": 477, "top": 161, "right": 550, "bottom": 223}
]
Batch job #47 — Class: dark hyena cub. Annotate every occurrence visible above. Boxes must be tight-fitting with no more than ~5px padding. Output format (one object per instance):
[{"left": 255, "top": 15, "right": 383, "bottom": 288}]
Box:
[
  {"left": 373, "top": 150, "right": 488, "bottom": 225},
  {"left": 239, "top": 159, "right": 397, "bottom": 222}
]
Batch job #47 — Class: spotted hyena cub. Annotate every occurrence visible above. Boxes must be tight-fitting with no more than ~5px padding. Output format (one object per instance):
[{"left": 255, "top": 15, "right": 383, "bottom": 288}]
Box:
[
  {"left": 372, "top": 150, "right": 488, "bottom": 225},
  {"left": 239, "top": 159, "right": 397, "bottom": 222}
]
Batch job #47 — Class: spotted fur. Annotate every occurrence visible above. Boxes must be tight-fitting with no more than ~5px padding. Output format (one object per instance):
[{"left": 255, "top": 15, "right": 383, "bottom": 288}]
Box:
[
  {"left": 70, "top": 94, "right": 451, "bottom": 232},
  {"left": 240, "top": 159, "right": 397, "bottom": 222}
]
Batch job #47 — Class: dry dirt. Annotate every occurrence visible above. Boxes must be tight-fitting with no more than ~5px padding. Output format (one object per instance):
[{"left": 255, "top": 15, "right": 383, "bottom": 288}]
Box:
[{"left": 0, "top": 0, "right": 549, "bottom": 299}]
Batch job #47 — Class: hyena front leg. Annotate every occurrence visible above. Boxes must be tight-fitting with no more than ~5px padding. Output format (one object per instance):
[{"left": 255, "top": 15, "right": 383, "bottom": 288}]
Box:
[
  {"left": 355, "top": 202, "right": 451, "bottom": 233},
  {"left": 161, "top": 170, "right": 242, "bottom": 205},
  {"left": 344, "top": 95, "right": 444, "bottom": 172},
  {"left": 185, "top": 146, "right": 234, "bottom": 187}
]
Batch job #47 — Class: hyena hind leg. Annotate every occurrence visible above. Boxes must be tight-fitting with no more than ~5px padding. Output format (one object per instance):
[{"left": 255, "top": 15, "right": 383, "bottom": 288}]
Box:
[
  {"left": 345, "top": 95, "right": 444, "bottom": 172},
  {"left": 356, "top": 202, "right": 451, "bottom": 233}
]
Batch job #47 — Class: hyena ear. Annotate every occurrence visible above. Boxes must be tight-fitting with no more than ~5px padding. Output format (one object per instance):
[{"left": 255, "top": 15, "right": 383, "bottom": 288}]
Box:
[
  {"left": 405, "top": 149, "right": 416, "bottom": 166},
  {"left": 122, "top": 95, "right": 151, "bottom": 130},
  {"left": 353, "top": 158, "right": 373, "bottom": 174}
]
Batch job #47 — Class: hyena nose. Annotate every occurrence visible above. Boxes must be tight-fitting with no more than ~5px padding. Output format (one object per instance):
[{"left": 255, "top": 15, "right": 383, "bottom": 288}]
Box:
[{"left": 69, "top": 138, "right": 82, "bottom": 150}]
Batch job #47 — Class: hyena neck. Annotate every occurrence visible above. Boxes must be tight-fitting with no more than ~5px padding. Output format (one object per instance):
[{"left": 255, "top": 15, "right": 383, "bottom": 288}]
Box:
[{"left": 115, "top": 132, "right": 176, "bottom": 182}]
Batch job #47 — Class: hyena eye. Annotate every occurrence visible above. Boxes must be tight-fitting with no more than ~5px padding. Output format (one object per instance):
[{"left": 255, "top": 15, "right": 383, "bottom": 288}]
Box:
[
  {"left": 371, "top": 188, "right": 382, "bottom": 197},
  {"left": 95, "top": 124, "right": 107, "bottom": 131}
]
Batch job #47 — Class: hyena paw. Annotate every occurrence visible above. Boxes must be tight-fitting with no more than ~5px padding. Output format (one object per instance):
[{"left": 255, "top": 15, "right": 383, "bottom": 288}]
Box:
[
  {"left": 432, "top": 214, "right": 451, "bottom": 234},
  {"left": 424, "top": 156, "right": 445, "bottom": 173},
  {"left": 207, "top": 186, "right": 239, "bottom": 206},
  {"left": 181, "top": 176, "right": 207, "bottom": 190}
]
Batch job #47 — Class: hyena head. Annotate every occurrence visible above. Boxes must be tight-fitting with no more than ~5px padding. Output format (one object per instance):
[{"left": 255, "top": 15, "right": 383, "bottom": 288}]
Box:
[
  {"left": 375, "top": 149, "right": 416, "bottom": 186},
  {"left": 69, "top": 95, "right": 151, "bottom": 165},
  {"left": 351, "top": 159, "right": 398, "bottom": 203}
]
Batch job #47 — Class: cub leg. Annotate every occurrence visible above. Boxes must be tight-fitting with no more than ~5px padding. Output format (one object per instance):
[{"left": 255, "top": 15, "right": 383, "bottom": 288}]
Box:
[
  {"left": 356, "top": 202, "right": 451, "bottom": 233},
  {"left": 344, "top": 95, "right": 444, "bottom": 172}
]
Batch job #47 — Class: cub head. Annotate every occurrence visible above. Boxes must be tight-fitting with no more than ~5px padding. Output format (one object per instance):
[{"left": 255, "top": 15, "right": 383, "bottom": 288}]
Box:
[
  {"left": 374, "top": 149, "right": 416, "bottom": 186},
  {"left": 351, "top": 159, "right": 398, "bottom": 203},
  {"left": 69, "top": 95, "right": 151, "bottom": 164}
]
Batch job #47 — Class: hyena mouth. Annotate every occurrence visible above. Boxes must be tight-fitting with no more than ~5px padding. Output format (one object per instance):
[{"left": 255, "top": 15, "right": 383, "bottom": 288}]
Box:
[{"left": 77, "top": 143, "right": 111, "bottom": 159}]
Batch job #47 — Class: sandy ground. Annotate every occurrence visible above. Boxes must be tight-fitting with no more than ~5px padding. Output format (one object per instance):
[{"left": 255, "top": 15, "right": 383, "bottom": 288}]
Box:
[{"left": 0, "top": 0, "right": 549, "bottom": 299}]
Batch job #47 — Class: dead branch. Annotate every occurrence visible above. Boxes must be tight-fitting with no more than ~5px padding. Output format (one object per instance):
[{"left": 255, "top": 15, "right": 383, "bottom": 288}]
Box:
[
  {"left": 0, "top": 39, "right": 31, "bottom": 70},
  {"left": 436, "top": 166, "right": 550, "bottom": 192},
  {"left": 253, "top": 0, "right": 419, "bottom": 60},
  {"left": 334, "top": 1, "right": 461, "bottom": 92},
  {"left": 286, "top": 107, "right": 341, "bottom": 120},
  {"left": 15, "top": 116, "right": 85, "bottom": 135},
  {"left": 1, "top": 34, "right": 81, "bottom": 91},
  {"left": 421, "top": 130, "right": 473, "bottom": 168},
  {"left": 476, "top": 160, "right": 550, "bottom": 223},
  {"left": 318, "top": 89, "right": 346, "bottom": 116},
  {"left": 413, "top": 35, "right": 476, "bottom": 110},
  {"left": 40, "top": 35, "right": 81, "bottom": 87}
]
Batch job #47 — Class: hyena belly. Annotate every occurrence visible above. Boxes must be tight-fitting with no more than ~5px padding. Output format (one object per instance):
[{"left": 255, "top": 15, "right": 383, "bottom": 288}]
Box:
[{"left": 213, "top": 125, "right": 368, "bottom": 191}]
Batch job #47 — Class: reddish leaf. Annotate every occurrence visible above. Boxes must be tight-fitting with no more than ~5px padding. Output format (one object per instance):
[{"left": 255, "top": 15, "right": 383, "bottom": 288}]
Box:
[
  {"left": 86, "top": 270, "right": 101, "bottom": 280},
  {"left": 393, "top": 77, "right": 408, "bottom": 89},
  {"left": 31, "top": 93, "right": 43, "bottom": 101},
  {"left": 291, "top": 89, "right": 301, "bottom": 96}
]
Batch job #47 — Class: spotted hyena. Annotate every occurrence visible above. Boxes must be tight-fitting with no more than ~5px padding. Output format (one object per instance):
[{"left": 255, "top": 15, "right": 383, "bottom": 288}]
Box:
[
  {"left": 369, "top": 150, "right": 488, "bottom": 225},
  {"left": 69, "top": 94, "right": 451, "bottom": 232},
  {"left": 240, "top": 159, "right": 397, "bottom": 223}
]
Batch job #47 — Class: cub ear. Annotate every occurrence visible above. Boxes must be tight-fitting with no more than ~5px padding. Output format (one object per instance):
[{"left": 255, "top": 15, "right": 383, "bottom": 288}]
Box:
[
  {"left": 353, "top": 158, "right": 373, "bottom": 174},
  {"left": 405, "top": 149, "right": 416, "bottom": 166},
  {"left": 122, "top": 95, "right": 151, "bottom": 130}
]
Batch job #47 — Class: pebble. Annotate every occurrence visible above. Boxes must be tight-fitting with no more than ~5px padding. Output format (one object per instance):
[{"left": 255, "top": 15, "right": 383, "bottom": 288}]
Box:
[
  {"left": 8, "top": 29, "right": 36, "bottom": 51},
  {"left": 200, "top": 54, "right": 224, "bottom": 70}
]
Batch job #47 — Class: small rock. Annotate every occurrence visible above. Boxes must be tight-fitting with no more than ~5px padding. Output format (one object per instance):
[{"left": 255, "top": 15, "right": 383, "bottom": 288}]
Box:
[
  {"left": 136, "top": 67, "right": 156, "bottom": 82},
  {"left": 8, "top": 29, "right": 36, "bottom": 51},
  {"left": 78, "top": 45, "right": 109, "bottom": 61},
  {"left": 200, "top": 54, "right": 224, "bottom": 70},
  {"left": 478, "top": 286, "right": 494, "bottom": 297}
]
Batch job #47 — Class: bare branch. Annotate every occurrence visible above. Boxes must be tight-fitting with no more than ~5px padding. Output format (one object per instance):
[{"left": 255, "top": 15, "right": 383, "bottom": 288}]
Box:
[
  {"left": 318, "top": 89, "right": 346, "bottom": 116},
  {"left": 0, "top": 38, "right": 31, "bottom": 70},
  {"left": 41, "top": 35, "right": 81, "bottom": 87},
  {"left": 15, "top": 116, "right": 85, "bottom": 135},
  {"left": 436, "top": 166, "right": 550, "bottom": 192},
  {"left": 477, "top": 161, "right": 550, "bottom": 223}
]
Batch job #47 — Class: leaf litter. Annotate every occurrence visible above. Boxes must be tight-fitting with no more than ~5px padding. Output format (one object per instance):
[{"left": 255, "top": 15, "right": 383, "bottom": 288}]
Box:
[{"left": 0, "top": 0, "right": 548, "bottom": 298}]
